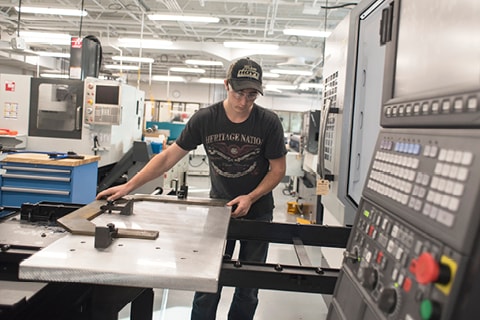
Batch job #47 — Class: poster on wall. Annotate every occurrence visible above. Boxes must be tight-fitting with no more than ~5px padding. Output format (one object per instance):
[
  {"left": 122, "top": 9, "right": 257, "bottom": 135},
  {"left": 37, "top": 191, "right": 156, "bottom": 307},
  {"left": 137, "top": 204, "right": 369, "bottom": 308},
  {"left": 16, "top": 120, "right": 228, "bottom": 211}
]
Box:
[{"left": 3, "top": 102, "right": 19, "bottom": 119}]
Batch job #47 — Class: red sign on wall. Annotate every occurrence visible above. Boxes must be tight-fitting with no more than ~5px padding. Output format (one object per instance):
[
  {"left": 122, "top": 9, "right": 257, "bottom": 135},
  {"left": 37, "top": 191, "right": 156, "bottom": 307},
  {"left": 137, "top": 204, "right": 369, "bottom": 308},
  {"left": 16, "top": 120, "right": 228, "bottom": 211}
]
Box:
[
  {"left": 71, "top": 37, "right": 83, "bottom": 49},
  {"left": 4, "top": 81, "right": 15, "bottom": 92}
]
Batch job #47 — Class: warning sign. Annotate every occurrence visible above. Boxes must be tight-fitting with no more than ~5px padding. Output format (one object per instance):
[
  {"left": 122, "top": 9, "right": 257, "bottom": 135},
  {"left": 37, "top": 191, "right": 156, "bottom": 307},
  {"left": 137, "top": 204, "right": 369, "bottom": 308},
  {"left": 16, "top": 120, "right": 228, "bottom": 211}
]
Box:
[
  {"left": 71, "top": 37, "right": 83, "bottom": 49},
  {"left": 4, "top": 81, "right": 15, "bottom": 92}
]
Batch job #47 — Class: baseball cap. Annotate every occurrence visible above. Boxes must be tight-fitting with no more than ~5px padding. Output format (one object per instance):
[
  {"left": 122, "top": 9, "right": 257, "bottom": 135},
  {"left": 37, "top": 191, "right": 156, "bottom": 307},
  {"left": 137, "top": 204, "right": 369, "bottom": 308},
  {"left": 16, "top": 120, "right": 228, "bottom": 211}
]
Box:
[{"left": 227, "top": 58, "right": 263, "bottom": 95}]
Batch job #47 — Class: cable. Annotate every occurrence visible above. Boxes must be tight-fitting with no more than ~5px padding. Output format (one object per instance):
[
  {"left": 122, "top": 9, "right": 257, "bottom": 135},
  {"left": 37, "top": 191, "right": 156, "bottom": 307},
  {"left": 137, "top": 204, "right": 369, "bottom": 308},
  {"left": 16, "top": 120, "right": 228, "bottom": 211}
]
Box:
[
  {"left": 16, "top": 0, "right": 21, "bottom": 36},
  {"left": 189, "top": 156, "right": 208, "bottom": 168},
  {"left": 79, "top": 0, "right": 85, "bottom": 37},
  {"left": 321, "top": 3, "right": 357, "bottom": 9}
]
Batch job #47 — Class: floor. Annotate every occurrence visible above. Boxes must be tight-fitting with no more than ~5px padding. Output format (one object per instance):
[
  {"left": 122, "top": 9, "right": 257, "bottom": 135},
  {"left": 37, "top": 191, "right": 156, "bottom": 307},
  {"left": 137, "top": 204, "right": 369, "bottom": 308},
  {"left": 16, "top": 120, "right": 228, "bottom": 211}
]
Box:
[{"left": 120, "top": 175, "right": 344, "bottom": 320}]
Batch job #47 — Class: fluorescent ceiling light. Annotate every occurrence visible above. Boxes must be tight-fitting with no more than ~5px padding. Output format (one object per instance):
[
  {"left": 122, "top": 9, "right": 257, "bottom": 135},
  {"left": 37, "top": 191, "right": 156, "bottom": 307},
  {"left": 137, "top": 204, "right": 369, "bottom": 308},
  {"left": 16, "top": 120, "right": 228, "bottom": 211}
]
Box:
[
  {"left": 265, "top": 84, "right": 298, "bottom": 90},
  {"left": 118, "top": 38, "right": 173, "bottom": 49},
  {"left": 270, "top": 69, "right": 313, "bottom": 76},
  {"left": 15, "top": 6, "right": 87, "bottom": 17},
  {"left": 112, "top": 56, "right": 154, "bottom": 63},
  {"left": 299, "top": 83, "right": 323, "bottom": 90},
  {"left": 185, "top": 59, "right": 223, "bottom": 66},
  {"left": 147, "top": 14, "right": 219, "bottom": 23},
  {"left": 169, "top": 67, "right": 205, "bottom": 74},
  {"left": 105, "top": 64, "right": 140, "bottom": 71},
  {"left": 152, "top": 75, "right": 186, "bottom": 82},
  {"left": 264, "top": 88, "right": 282, "bottom": 93},
  {"left": 197, "top": 78, "right": 225, "bottom": 84},
  {"left": 283, "top": 29, "right": 331, "bottom": 38},
  {"left": 223, "top": 42, "right": 279, "bottom": 50},
  {"left": 36, "top": 52, "right": 70, "bottom": 58},
  {"left": 263, "top": 72, "right": 280, "bottom": 79},
  {"left": 40, "top": 73, "right": 70, "bottom": 79},
  {"left": 20, "top": 32, "right": 71, "bottom": 45}
]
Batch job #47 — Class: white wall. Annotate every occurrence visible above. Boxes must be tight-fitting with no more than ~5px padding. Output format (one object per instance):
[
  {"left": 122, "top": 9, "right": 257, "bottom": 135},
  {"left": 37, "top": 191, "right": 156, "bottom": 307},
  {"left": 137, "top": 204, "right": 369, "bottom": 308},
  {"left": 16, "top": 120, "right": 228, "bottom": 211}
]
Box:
[{"left": 135, "top": 80, "right": 321, "bottom": 112}]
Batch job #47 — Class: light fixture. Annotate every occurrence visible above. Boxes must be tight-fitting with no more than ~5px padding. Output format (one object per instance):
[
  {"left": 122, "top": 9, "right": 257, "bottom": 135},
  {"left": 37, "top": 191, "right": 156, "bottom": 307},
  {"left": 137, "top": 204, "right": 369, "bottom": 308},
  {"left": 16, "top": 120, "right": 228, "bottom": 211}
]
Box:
[
  {"left": 40, "top": 73, "right": 70, "bottom": 79},
  {"left": 152, "top": 75, "right": 186, "bottom": 82},
  {"left": 283, "top": 29, "right": 331, "bottom": 38},
  {"left": 118, "top": 38, "right": 173, "bottom": 49},
  {"left": 169, "top": 67, "right": 205, "bottom": 74},
  {"left": 15, "top": 6, "right": 88, "bottom": 17},
  {"left": 270, "top": 69, "right": 314, "bottom": 76},
  {"left": 147, "top": 14, "right": 219, "bottom": 23},
  {"left": 196, "top": 78, "right": 225, "bottom": 84},
  {"left": 185, "top": 59, "right": 223, "bottom": 67},
  {"left": 20, "top": 32, "right": 71, "bottom": 45},
  {"left": 264, "top": 88, "right": 282, "bottom": 93},
  {"left": 36, "top": 52, "right": 70, "bottom": 58},
  {"left": 265, "top": 84, "right": 298, "bottom": 90},
  {"left": 223, "top": 42, "right": 279, "bottom": 51},
  {"left": 105, "top": 64, "right": 140, "bottom": 71},
  {"left": 263, "top": 72, "right": 281, "bottom": 79},
  {"left": 112, "top": 56, "right": 154, "bottom": 63},
  {"left": 299, "top": 83, "right": 324, "bottom": 90}
]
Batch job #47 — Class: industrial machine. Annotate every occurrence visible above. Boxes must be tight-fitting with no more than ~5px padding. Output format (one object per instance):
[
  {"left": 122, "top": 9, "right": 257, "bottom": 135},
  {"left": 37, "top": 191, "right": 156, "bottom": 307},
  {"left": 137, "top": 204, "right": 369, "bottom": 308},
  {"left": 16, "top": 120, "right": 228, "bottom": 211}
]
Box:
[
  {"left": 297, "top": 110, "right": 323, "bottom": 223},
  {"left": 318, "top": 0, "right": 387, "bottom": 227},
  {"left": 0, "top": 75, "right": 145, "bottom": 168},
  {"left": 328, "top": 0, "right": 480, "bottom": 319}
]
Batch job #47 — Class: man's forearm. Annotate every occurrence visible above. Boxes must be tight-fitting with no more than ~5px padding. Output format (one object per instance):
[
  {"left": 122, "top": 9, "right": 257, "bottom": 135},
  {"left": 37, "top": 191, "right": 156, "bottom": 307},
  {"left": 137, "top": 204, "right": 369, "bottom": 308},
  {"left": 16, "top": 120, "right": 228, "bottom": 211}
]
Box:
[{"left": 247, "top": 163, "right": 286, "bottom": 203}]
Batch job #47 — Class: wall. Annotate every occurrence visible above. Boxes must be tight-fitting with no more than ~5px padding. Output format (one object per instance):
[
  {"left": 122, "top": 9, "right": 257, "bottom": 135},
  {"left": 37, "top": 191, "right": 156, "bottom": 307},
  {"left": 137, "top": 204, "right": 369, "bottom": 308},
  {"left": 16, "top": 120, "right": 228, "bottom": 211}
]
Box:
[
  {"left": 0, "top": 63, "right": 321, "bottom": 113},
  {"left": 135, "top": 80, "right": 320, "bottom": 112}
]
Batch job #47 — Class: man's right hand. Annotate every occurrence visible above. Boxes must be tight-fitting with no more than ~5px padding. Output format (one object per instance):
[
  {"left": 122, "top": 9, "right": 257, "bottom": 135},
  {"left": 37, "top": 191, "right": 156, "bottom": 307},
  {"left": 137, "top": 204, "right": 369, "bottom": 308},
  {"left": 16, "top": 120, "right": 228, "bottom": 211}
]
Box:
[{"left": 96, "top": 184, "right": 130, "bottom": 201}]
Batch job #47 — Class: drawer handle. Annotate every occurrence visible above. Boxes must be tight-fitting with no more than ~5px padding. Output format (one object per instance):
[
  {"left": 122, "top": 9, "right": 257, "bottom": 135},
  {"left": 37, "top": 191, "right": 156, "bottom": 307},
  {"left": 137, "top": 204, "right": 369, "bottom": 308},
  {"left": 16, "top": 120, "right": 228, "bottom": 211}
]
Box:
[
  {"left": 2, "top": 165, "right": 71, "bottom": 174},
  {"left": 2, "top": 173, "right": 71, "bottom": 182},
  {"left": 1, "top": 186, "right": 70, "bottom": 196}
]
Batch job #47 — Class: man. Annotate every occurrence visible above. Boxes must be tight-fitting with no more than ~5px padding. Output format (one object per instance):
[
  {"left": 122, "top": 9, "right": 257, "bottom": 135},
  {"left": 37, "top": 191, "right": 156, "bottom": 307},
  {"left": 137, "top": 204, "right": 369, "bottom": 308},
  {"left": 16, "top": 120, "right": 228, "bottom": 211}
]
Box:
[{"left": 96, "top": 57, "right": 287, "bottom": 320}]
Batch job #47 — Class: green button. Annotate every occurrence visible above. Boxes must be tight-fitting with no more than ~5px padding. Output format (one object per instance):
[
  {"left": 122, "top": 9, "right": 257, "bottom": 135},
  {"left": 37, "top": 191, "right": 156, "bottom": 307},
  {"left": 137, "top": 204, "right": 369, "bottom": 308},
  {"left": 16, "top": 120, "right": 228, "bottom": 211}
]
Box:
[
  {"left": 420, "top": 300, "right": 433, "bottom": 320},
  {"left": 363, "top": 210, "right": 370, "bottom": 218}
]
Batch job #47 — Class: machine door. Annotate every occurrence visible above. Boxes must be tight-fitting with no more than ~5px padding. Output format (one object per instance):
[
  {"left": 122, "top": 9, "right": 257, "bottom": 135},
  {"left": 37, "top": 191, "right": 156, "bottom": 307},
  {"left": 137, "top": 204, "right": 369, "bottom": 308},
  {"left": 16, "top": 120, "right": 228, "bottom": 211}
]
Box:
[{"left": 29, "top": 78, "right": 84, "bottom": 139}]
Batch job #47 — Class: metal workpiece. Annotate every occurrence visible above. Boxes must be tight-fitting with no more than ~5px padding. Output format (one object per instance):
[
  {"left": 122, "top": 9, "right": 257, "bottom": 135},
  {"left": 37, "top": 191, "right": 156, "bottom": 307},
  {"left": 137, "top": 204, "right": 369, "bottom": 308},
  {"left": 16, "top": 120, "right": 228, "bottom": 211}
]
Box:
[{"left": 19, "top": 197, "right": 232, "bottom": 293}]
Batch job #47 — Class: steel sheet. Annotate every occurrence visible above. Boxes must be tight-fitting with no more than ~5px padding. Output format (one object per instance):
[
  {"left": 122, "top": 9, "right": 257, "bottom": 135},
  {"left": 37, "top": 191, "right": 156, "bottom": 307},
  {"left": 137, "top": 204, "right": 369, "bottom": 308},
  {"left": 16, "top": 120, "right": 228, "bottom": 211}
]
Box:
[{"left": 19, "top": 198, "right": 231, "bottom": 293}]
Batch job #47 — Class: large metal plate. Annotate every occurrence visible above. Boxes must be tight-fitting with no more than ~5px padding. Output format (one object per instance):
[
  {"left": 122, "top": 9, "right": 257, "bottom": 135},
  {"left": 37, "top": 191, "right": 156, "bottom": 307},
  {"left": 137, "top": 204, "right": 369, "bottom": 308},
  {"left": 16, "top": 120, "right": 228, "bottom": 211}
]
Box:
[{"left": 19, "top": 198, "right": 231, "bottom": 293}]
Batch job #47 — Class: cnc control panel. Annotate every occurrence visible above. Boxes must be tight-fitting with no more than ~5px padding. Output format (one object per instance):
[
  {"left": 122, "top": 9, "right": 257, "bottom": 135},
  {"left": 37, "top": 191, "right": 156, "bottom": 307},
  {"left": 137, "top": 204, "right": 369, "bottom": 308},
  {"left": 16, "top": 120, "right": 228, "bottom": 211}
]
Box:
[{"left": 328, "top": 129, "right": 480, "bottom": 320}]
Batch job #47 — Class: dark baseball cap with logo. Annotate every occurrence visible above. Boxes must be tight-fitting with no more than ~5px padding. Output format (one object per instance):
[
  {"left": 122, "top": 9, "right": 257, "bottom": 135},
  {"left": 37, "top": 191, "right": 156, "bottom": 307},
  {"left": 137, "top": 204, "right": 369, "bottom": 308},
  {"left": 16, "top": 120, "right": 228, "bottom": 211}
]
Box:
[{"left": 227, "top": 58, "right": 263, "bottom": 95}]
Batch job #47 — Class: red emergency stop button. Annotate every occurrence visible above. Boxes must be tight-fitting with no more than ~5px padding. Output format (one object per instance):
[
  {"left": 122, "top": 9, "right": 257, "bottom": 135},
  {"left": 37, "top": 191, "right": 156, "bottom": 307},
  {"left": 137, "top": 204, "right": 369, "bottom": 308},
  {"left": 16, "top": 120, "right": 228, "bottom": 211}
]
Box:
[
  {"left": 410, "top": 252, "right": 439, "bottom": 284},
  {"left": 410, "top": 252, "right": 451, "bottom": 285}
]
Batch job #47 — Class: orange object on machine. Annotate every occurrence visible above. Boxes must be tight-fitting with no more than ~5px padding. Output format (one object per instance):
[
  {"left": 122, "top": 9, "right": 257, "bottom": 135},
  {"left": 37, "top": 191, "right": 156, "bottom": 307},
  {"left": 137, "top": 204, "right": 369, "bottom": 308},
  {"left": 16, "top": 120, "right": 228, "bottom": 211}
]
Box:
[{"left": 0, "top": 129, "right": 18, "bottom": 136}]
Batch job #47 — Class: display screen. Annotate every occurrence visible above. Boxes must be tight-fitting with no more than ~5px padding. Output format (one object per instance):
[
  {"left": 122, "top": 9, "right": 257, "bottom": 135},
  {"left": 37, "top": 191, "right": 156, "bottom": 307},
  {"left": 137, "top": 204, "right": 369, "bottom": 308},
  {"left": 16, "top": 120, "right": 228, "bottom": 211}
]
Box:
[
  {"left": 393, "top": 0, "right": 480, "bottom": 99},
  {"left": 95, "top": 85, "right": 120, "bottom": 105}
]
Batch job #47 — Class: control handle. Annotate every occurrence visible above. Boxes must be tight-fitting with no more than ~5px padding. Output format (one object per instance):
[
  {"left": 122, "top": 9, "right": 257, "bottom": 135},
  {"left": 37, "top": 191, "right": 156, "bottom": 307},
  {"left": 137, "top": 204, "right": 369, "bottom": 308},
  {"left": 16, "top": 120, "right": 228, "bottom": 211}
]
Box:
[{"left": 318, "top": 98, "right": 331, "bottom": 179}]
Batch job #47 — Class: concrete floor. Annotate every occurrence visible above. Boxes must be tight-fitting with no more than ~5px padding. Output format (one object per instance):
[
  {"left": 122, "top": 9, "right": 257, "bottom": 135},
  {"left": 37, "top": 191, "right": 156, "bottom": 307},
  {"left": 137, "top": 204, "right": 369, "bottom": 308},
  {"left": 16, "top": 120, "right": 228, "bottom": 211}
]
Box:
[{"left": 120, "top": 175, "right": 343, "bottom": 320}]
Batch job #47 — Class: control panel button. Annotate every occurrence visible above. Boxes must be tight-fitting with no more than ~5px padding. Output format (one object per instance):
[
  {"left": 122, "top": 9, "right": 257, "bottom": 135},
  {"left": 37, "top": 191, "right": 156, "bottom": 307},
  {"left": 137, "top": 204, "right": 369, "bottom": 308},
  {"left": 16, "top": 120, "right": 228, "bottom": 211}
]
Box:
[
  {"left": 410, "top": 252, "right": 451, "bottom": 285},
  {"left": 420, "top": 299, "right": 441, "bottom": 320},
  {"left": 378, "top": 288, "right": 397, "bottom": 314},
  {"left": 361, "top": 267, "right": 378, "bottom": 291}
]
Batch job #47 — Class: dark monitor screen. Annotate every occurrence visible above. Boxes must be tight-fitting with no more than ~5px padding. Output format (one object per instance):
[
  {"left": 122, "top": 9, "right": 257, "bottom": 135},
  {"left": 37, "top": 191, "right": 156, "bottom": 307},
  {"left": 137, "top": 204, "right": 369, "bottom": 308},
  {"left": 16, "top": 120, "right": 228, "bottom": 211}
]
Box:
[
  {"left": 393, "top": 0, "right": 480, "bottom": 99},
  {"left": 95, "top": 85, "right": 120, "bottom": 105}
]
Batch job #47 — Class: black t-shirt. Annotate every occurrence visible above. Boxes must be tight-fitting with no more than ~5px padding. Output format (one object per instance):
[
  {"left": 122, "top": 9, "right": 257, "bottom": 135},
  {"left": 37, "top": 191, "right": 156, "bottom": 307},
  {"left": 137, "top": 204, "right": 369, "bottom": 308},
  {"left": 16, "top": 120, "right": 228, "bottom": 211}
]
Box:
[{"left": 176, "top": 101, "right": 287, "bottom": 218}]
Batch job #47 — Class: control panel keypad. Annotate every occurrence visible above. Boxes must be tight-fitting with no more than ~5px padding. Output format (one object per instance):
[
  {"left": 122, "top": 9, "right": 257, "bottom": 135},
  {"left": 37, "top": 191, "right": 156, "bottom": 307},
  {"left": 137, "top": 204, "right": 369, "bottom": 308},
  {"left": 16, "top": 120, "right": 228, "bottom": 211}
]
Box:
[{"left": 366, "top": 136, "right": 473, "bottom": 229}]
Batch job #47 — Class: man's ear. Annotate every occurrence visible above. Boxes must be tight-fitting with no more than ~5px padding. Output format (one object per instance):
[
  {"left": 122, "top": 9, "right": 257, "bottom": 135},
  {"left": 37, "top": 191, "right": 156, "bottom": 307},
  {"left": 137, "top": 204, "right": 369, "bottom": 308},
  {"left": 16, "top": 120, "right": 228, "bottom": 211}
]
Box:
[{"left": 224, "top": 79, "right": 229, "bottom": 91}]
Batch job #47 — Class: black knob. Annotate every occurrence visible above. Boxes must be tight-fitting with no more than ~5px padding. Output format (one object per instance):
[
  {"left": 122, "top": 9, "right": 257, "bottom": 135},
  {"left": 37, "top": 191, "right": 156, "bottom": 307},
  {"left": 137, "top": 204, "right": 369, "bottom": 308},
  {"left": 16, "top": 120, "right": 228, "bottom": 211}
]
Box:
[
  {"left": 378, "top": 288, "right": 397, "bottom": 314},
  {"left": 361, "top": 267, "right": 378, "bottom": 290}
]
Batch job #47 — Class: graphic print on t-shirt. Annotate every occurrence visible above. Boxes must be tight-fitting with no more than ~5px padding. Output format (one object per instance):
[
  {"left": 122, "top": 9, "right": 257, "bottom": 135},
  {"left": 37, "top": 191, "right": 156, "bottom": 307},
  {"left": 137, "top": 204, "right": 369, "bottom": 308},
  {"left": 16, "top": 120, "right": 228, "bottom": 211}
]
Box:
[{"left": 205, "top": 132, "right": 262, "bottom": 178}]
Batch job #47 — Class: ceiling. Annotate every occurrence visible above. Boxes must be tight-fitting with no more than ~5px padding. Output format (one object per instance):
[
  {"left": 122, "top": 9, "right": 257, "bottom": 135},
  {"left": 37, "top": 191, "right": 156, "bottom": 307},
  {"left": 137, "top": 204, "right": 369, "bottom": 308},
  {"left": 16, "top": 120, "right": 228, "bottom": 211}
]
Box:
[{"left": 0, "top": 0, "right": 359, "bottom": 94}]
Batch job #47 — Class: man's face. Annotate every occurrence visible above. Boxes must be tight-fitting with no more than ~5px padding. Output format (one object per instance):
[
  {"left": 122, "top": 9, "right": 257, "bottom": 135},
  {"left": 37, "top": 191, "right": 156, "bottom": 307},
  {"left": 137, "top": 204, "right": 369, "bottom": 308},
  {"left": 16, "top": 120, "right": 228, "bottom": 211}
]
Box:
[{"left": 225, "top": 81, "right": 259, "bottom": 113}]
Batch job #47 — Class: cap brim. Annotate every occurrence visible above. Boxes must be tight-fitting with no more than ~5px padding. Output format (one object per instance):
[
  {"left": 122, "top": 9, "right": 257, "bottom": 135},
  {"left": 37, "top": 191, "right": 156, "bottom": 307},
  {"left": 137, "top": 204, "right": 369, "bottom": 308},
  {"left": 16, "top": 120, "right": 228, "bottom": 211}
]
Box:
[{"left": 229, "top": 79, "right": 263, "bottom": 95}]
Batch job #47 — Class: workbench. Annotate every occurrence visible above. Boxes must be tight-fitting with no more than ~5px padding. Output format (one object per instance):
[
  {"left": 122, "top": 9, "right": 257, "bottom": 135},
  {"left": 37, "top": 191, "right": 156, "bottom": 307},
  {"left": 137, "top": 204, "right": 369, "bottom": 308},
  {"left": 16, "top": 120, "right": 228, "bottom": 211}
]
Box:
[{"left": 0, "top": 153, "right": 100, "bottom": 207}]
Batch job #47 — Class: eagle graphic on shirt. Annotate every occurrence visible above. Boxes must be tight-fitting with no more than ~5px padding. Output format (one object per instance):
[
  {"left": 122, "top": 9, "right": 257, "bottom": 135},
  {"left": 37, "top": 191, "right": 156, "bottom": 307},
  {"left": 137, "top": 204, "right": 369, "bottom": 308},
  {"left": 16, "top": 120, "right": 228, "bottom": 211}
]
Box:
[{"left": 206, "top": 142, "right": 261, "bottom": 178}]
